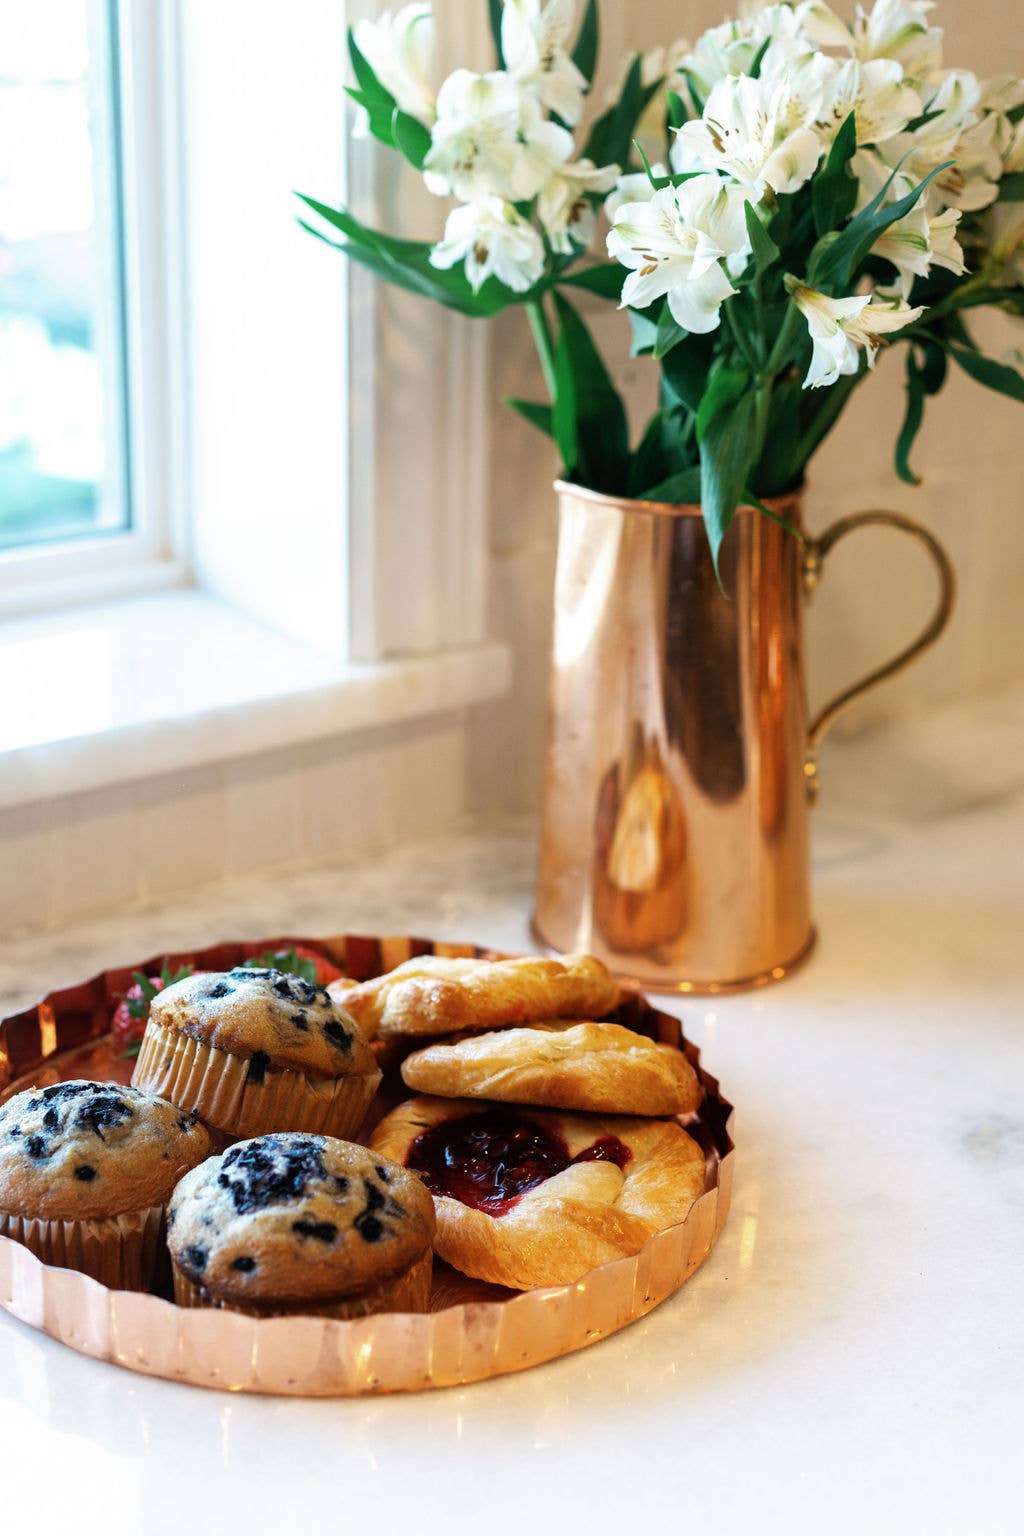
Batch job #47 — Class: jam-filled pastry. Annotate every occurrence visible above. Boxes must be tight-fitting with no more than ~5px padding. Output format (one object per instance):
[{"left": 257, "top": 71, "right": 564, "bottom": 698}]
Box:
[
  {"left": 168, "top": 1133, "right": 436, "bottom": 1318},
  {"left": 400, "top": 1021, "right": 703, "bottom": 1117},
  {"left": 369, "top": 1096, "right": 706, "bottom": 1290},
  {"left": 329, "top": 953, "right": 620, "bottom": 1040}
]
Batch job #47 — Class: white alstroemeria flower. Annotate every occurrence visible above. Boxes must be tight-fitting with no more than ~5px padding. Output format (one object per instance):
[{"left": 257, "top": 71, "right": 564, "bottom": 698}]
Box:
[
  {"left": 423, "top": 70, "right": 526, "bottom": 201},
  {"left": 604, "top": 166, "right": 665, "bottom": 224},
  {"left": 815, "top": 57, "right": 921, "bottom": 147},
  {"left": 538, "top": 157, "right": 619, "bottom": 253},
  {"left": 796, "top": 3, "right": 856, "bottom": 51},
  {"left": 933, "top": 112, "right": 1010, "bottom": 212},
  {"left": 871, "top": 72, "right": 1005, "bottom": 214},
  {"left": 354, "top": 3, "right": 437, "bottom": 124},
  {"left": 983, "top": 203, "right": 1024, "bottom": 286},
  {"left": 681, "top": 6, "right": 809, "bottom": 100},
  {"left": 850, "top": 0, "right": 944, "bottom": 80},
  {"left": 674, "top": 73, "right": 823, "bottom": 195},
  {"left": 786, "top": 278, "right": 923, "bottom": 388},
  {"left": 502, "top": 0, "right": 588, "bottom": 126},
  {"left": 980, "top": 76, "right": 1024, "bottom": 115},
  {"left": 607, "top": 177, "right": 752, "bottom": 334},
  {"left": 1003, "top": 118, "right": 1024, "bottom": 176},
  {"left": 422, "top": 68, "right": 589, "bottom": 205},
  {"left": 869, "top": 175, "right": 965, "bottom": 296},
  {"left": 429, "top": 196, "right": 544, "bottom": 292}
]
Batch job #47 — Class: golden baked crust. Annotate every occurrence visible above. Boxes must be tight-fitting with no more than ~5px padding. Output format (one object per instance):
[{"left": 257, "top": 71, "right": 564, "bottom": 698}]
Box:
[
  {"left": 330, "top": 953, "right": 620, "bottom": 1039},
  {"left": 369, "top": 1096, "right": 706, "bottom": 1290},
  {"left": 149, "top": 968, "right": 376, "bottom": 1078},
  {"left": 168, "top": 1133, "right": 435, "bottom": 1309},
  {"left": 0, "top": 1080, "right": 211, "bottom": 1220},
  {"left": 401, "top": 1021, "right": 703, "bottom": 1117}
]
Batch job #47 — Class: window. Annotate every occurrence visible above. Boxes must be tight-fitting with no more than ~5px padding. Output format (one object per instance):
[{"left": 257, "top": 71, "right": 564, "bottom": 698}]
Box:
[
  {"left": 0, "top": 1, "right": 185, "bottom": 617},
  {"left": 0, "top": 0, "right": 129, "bottom": 552}
]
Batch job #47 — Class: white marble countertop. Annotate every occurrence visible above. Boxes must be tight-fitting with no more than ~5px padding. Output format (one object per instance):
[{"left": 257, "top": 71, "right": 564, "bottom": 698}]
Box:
[{"left": 1, "top": 687, "right": 1022, "bottom": 1535}]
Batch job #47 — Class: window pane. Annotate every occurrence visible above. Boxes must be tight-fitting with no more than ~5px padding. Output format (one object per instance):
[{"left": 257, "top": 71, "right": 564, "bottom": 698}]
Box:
[{"left": 0, "top": 0, "right": 129, "bottom": 552}]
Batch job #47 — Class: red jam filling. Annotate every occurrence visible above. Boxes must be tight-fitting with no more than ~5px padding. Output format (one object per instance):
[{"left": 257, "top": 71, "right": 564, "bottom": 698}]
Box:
[{"left": 406, "top": 1108, "right": 631, "bottom": 1216}]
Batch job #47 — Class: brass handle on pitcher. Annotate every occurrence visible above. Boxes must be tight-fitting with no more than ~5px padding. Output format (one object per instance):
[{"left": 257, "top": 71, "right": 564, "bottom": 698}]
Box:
[{"left": 801, "top": 509, "right": 956, "bottom": 802}]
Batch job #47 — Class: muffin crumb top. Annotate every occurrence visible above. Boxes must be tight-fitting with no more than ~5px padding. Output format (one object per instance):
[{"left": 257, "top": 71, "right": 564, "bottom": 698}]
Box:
[
  {"left": 148, "top": 968, "right": 375, "bottom": 1079},
  {"left": 0, "top": 1080, "right": 211, "bottom": 1219},
  {"left": 168, "top": 1133, "right": 434, "bottom": 1306}
]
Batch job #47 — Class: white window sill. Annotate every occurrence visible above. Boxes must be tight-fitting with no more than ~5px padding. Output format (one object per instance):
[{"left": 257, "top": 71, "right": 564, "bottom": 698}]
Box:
[{"left": 0, "top": 591, "right": 512, "bottom": 811}]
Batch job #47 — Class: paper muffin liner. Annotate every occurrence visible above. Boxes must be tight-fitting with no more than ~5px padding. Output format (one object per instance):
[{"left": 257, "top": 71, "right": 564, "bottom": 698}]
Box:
[
  {"left": 131, "top": 1020, "right": 381, "bottom": 1141},
  {"left": 171, "top": 1246, "right": 433, "bottom": 1319},
  {"left": 0, "top": 1203, "right": 164, "bottom": 1292}
]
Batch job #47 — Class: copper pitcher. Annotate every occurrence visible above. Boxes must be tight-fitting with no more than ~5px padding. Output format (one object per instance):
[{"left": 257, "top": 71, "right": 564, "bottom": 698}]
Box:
[{"left": 532, "top": 483, "right": 955, "bottom": 993}]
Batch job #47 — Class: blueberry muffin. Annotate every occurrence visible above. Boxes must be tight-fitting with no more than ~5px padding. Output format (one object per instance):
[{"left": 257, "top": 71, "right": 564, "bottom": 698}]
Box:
[
  {"left": 131, "top": 968, "right": 380, "bottom": 1143},
  {"left": 168, "top": 1134, "right": 436, "bottom": 1318},
  {"left": 0, "top": 1080, "right": 211, "bottom": 1289}
]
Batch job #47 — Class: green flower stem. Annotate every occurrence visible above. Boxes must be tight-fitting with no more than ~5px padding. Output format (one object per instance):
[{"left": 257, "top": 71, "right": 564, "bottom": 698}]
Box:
[
  {"left": 527, "top": 296, "right": 558, "bottom": 400},
  {"left": 904, "top": 260, "right": 1000, "bottom": 332},
  {"left": 752, "top": 378, "right": 774, "bottom": 468},
  {"left": 724, "top": 298, "right": 760, "bottom": 372},
  {"left": 788, "top": 367, "right": 861, "bottom": 469},
  {"left": 763, "top": 300, "right": 805, "bottom": 380}
]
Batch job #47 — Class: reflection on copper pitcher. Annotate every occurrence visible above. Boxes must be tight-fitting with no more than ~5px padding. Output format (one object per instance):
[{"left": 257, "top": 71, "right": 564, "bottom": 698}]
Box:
[
  {"left": 533, "top": 483, "right": 954, "bottom": 993},
  {"left": 594, "top": 729, "right": 688, "bottom": 953}
]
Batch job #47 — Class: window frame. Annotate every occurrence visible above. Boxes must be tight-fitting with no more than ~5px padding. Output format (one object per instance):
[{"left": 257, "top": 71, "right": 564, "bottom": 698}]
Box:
[{"left": 0, "top": 0, "right": 189, "bottom": 619}]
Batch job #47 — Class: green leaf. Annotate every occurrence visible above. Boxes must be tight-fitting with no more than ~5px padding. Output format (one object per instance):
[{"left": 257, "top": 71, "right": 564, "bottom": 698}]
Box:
[
  {"left": 666, "top": 89, "right": 688, "bottom": 129},
  {"left": 948, "top": 344, "right": 1024, "bottom": 402},
  {"left": 572, "top": 0, "right": 599, "bottom": 84},
  {"left": 654, "top": 306, "right": 687, "bottom": 360},
  {"left": 895, "top": 350, "right": 926, "bottom": 485},
  {"left": 743, "top": 201, "right": 780, "bottom": 278},
  {"left": 506, "top": 398, "right": 555, "bottom": 438},
  {"left": 700, "top": 387, "right": 759, "bottom": 580},
  {"left": 392, "top": 108, "right": 431, "bottom": 170},
  {"left": 742, "top": 489, "right": 804, "bottom": 541},
  {"left": 296, "top": 194, "right": 521, "bottom": 316},
  {"left": 748, "top": 37, "right": 771, "bottom": 80},
  {"left": 661, "top": 332, "right": 715, "bottom": 412},
  {"left": 559, "top": 263, "right": 626, "bottom": 300},
  {"left": 348, "top": 29, "right": 393, "bottom": 105},
  {"left": 696, "top": 365, "right": 750, "bottom": 443},
  {"left": 632, "top": 142, "right": 702, "bottom": 191},
  {"left": 628, "top": 406, "right": 695, "bottom": 497},
  {"left": 998, "top": 170, "right": 1024, "bottom": 202},
  {"left": 811, "top": 159, "right": 954, "bottom": 290},
  {"left": 637, "top": 466, "right": 702, "bottom": 503},
  {"left": 487, "top": 0, "right": 505, "bottom": 67},
  {"left": 812, "top": 112, "right": 858, "bottom": 238},
  {"left": 552, "top": 290, "right": 630, "bottom": 492},
  {"left": 345, "top": 86, "right": 399, "bottom": 147},
  {"left": 682, "top": 69, "right": 705, "bottom": 118},
  {"left": 584, "top": 56, "right": 664, "bottom": 168}
]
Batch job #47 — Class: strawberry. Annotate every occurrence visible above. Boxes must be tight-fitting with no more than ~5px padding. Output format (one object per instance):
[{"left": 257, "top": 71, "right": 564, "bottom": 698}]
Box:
[
  {"left": 112, "top": 962, "right": 194, "bottom": 1056},
  {"left": 239, "top": 944, "right": 344, "bottom": 986}
]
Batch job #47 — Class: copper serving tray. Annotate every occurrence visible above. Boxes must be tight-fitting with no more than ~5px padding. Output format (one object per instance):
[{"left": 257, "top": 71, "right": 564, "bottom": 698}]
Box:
[{"left": 0, "top": 932, "right": 734, "bottom": 1396}]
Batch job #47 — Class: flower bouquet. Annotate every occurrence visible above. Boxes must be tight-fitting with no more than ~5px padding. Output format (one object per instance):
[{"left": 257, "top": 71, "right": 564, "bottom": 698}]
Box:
[{"left": 300, "top": 0, "right": 1024, "bottom": 572}]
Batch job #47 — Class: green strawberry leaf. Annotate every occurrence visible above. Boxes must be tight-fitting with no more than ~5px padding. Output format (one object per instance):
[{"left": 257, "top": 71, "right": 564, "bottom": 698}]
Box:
[{"left": 241, "top": 948, "right": 319, "bottom": 985}]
